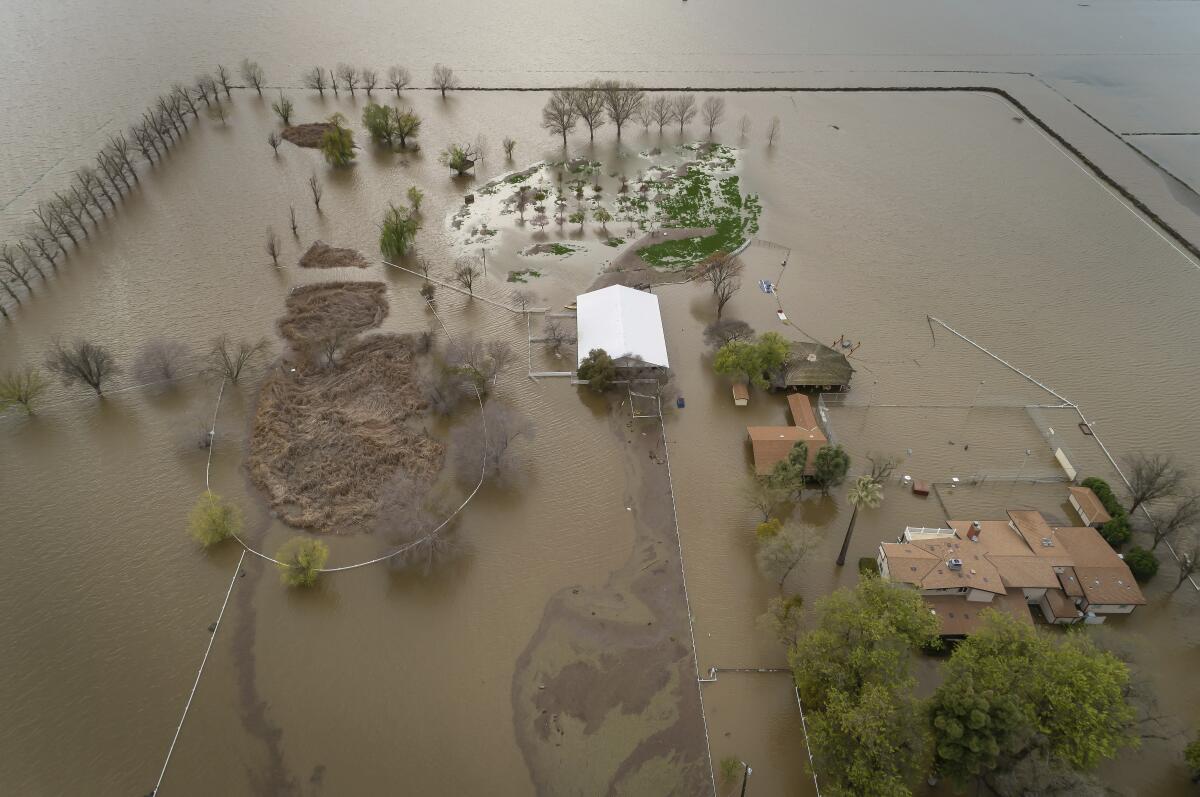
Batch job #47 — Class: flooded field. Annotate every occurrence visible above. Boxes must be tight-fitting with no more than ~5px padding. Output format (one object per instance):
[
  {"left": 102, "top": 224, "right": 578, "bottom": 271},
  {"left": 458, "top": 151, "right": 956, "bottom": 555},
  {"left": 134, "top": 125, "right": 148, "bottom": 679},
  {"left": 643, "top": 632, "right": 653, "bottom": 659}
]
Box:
[{"left": 3, "top": 81, "right": 1200, "bottom": 797}]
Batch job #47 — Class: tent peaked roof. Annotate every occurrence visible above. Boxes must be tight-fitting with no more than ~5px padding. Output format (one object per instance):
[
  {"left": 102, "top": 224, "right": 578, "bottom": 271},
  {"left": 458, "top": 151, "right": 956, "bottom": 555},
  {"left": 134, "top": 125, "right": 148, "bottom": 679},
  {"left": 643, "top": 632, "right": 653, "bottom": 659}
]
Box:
[{"left": 575, "top": 285, "right": 669, "bottom": 368}]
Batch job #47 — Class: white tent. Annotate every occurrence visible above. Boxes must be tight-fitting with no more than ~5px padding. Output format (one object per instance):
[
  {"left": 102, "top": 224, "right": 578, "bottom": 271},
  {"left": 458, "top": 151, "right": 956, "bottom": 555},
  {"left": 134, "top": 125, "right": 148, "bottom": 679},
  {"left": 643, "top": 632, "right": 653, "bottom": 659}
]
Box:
[{"left": 575, "top": 285, "right": 670, "bottom": 368}]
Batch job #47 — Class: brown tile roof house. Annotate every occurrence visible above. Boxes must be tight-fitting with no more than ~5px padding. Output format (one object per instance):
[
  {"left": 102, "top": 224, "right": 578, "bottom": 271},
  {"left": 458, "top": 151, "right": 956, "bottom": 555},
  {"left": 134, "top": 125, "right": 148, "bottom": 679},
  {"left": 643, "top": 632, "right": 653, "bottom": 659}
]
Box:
[
  {"left": 746, "top": 394, "right": 828, "bottom": 475},
  {"left": 878, "top": 508, "right": 1145, "bottom": 637},
  {"left": 1068, "top": 485, "right": 1112, "bottom": 527}
]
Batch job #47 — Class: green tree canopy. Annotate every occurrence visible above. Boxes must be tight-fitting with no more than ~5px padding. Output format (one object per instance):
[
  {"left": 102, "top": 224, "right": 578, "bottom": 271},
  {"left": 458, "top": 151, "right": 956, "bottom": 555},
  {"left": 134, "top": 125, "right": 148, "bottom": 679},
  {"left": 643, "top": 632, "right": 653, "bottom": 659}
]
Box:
[
  {"left": 188, "top": 490, "right": 242, "bottom": 547},
  {"left": 276, "top": 537, "right": 330, "bottom": 587},
  {"left": 813, "top": 444, "right": 850, "bottom": 494},
  {"left": 577, "top": 348, "right": 616, "bottom": 392},
  {"left": 930, "top": 611, "right": 1136, "bottom": 786},
  {"left": 320, "top": 113, "right": 355, "bottom": 167},
  {"left": 362, "top": 103, "right": 398, "bottom": 145},
  {"left": 768, "top": 440, "right": 807, "bottom": 499},
  {"left": 713, "top": 332, "right": 792, "bottom": 389},
  {"left": 379, "top": 203, "right": 420, "bottom": 260}
]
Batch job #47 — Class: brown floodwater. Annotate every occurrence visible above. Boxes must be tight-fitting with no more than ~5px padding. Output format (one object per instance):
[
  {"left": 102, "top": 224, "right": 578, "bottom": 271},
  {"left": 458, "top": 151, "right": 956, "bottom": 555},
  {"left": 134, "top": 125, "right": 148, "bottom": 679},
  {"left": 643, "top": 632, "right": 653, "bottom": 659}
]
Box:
[{"left": 3, "top": 72, "right": 1200, "bottom": 797}]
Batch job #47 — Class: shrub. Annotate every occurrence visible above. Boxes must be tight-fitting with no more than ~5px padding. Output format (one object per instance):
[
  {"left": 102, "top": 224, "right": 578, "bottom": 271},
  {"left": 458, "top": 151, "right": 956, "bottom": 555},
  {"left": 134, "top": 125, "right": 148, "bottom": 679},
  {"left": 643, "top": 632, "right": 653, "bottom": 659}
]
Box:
[
  {"left": 1124, "top": 546, "right": 1158, "bottom": 583},
  {"left": 858, "top": 556, "right": 880, "bottom": 577},
  {"left": 188, "top": 491, "right": 242, "bottom": 547},
  {"left": 755, "top": 518, "right": 782, "bottom": 540},
  {"left": 719, "top": 756, "right": 743, "bottom": 784},
  {"left": 1186, "top": 731, "right": 1200, "bottom": 782},
  {"left": 1099, "top": 515, "right": 1132, "bottom": 550},
  {"left": 277, "top": 537, "right": 330, "bottom": 587},
  {"left": 379, "top": 203, "right": 420, "bottom": 260},
  {"left": 320, "top": 114, "right": 355, "bottom": 167}
]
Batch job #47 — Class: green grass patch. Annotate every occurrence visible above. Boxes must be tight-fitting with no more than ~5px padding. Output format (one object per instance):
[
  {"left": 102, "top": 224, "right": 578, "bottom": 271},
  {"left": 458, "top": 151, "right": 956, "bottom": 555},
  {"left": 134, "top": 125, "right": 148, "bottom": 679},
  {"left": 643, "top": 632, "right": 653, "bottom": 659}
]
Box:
[
  {"left": 507, "top": 269, "right": 542, "bottom": 283},
  {"left": 604, "top": 237, "right": 625, "bottom": 248}
]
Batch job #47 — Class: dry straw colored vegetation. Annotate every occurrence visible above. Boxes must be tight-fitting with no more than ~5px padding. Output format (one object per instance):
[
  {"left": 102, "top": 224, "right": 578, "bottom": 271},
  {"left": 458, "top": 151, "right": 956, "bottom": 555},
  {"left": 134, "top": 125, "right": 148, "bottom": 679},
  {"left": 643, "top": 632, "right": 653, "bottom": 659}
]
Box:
[
  {"left": 298, "top": 240, "right": 370, "bottom": 270},
  {"left": 280, "top": 122, "right": 333, "bottom": 149},
  {"left": 248, "top": 281, "right": 442, "bottom": 534}
]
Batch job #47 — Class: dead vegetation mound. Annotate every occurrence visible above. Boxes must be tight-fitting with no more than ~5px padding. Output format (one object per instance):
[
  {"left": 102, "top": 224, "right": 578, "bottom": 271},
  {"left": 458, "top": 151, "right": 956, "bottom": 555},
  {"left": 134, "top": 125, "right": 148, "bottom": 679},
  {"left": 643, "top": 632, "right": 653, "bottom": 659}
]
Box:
[
  {"left": 248, "top": 284, "right": 443, "bottom": 533},
  {"left": 299, "top": 240, "right": 371, "bottom": 270},
  {"left": 281, "top": 122, "right": 333, "bottom": 148},
  {"left": 277, "top": 281, "right": 387, "bottom": 349}
]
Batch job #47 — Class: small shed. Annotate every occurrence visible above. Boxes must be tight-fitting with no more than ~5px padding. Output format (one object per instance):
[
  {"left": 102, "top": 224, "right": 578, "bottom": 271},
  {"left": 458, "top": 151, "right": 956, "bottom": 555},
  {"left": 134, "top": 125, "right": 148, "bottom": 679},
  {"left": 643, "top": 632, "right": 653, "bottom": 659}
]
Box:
[
  {"left": 575, "top": 285, "right": 669, "bottom": 369},
  {"left": 732, "top": 383, "right": 750, "bottom": 407},
  {"left": 1068, "top": 485, "right": 1112, "bottom": 528},
  {"left": 774, "top": 341, "right": 854, "bottom": 390}
]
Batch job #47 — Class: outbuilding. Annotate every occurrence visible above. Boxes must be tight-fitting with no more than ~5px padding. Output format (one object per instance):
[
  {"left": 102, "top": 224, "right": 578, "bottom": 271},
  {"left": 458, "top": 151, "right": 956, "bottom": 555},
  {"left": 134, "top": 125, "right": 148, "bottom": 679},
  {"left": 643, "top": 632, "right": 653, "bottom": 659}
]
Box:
[{"left": 575, "top": 285, "right": 670, "bottom": 369}]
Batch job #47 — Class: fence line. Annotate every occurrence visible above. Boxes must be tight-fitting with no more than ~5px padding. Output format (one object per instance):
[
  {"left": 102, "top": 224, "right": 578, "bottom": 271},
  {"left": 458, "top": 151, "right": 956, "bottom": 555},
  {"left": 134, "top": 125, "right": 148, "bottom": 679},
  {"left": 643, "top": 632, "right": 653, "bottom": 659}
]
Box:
[
  {"left": 794, "top": 687, "right": 823, "bottom": 797},
  {"left": 151, "top": 548, "right": 246, "bottom": 795},
  {"left": 651, "top": 395, "right": 717, "bottom": 796}
]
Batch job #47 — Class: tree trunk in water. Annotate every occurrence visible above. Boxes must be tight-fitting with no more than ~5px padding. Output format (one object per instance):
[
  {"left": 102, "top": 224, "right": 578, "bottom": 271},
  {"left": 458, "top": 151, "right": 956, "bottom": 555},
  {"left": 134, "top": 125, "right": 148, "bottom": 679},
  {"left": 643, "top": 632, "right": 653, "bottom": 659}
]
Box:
[{"left": 836, "top": 505, "right": 859, "bottom": 566}]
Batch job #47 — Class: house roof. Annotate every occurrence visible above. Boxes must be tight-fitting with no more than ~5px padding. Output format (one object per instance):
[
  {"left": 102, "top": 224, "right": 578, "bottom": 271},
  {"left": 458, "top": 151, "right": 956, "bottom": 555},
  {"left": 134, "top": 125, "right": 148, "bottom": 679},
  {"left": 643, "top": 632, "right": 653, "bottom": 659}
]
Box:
[
  {"left": 1056, "top": 566, "right": 1085, "bottom": 597},
  {"left": 787, "top": 393, "right": 821, "bottom": 431},
  {"left": 923, "top": 591, "right": 1033, "bottom": 637},
  {"left": 1069, "top": 485, "right": 1112, "bottom": 524},
  {"left": 575, "top": 285, "right": 669, "bottom": 368},
  {"left": 1052, "top": 525, "right": 1146, "bottom": 605},
  {"left": 1043, "top": 587, "right": 1081, "bottom": 620},
  {"left": 777, "top": 342, "right": 854, "bottom": 387},
  {"left": 747, "top": 426, "right": 824, "bottom": 475}
]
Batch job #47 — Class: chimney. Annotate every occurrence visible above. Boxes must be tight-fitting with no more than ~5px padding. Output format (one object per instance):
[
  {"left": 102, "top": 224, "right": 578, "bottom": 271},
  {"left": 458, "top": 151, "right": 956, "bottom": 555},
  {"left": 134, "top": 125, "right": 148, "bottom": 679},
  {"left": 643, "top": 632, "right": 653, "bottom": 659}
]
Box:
[{"left": 967, "top": 521, "right": 982, "bottom": 542}]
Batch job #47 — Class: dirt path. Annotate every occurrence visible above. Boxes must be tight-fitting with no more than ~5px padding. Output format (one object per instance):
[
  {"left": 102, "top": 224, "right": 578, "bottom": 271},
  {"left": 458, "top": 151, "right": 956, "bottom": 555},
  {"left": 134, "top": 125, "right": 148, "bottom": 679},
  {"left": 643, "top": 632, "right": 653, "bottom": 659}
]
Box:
[{"left": 511, "top": 403, "right": 711, "bottom": 796}]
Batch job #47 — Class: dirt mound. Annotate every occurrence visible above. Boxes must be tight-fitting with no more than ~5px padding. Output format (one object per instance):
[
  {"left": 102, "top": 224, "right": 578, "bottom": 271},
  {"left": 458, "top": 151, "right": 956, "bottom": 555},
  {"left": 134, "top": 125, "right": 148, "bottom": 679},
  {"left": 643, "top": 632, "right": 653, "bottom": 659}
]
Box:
[
  {"left": 281, "top": 122, "right": 333, "bottom": 148},
  {"left": 277, "top": 281, "right": 387, "bottom": 348},
  {"left": 298, "top": 240, "right": 371, "bottom": 270},
  {"left": 248, "top": 285, "right": 442, "bottom": 533}
]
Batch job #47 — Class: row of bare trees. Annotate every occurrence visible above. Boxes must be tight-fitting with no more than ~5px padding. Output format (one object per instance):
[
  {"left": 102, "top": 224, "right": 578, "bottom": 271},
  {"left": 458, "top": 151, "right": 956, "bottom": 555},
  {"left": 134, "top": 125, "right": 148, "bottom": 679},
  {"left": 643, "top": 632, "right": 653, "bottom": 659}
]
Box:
[
  {"left": 541, "top": 82, "right": 780, "bottom": 147},
  {"left": 301, "top": 63, "right": 457, "bottom": 99},
  {"left": 0, "top": 335, "right": 269, "bottom": 413},
  {"left": 0, "top": 64, "right": 267, "bottom": 320}
]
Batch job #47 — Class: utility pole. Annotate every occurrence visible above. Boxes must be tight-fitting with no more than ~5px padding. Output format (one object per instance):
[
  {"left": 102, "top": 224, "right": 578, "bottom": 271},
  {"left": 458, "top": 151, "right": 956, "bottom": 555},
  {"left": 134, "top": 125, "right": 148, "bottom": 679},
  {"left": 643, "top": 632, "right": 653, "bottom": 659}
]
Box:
[{"left": 739, "top": 762, "right": 752, "bottom": 797}]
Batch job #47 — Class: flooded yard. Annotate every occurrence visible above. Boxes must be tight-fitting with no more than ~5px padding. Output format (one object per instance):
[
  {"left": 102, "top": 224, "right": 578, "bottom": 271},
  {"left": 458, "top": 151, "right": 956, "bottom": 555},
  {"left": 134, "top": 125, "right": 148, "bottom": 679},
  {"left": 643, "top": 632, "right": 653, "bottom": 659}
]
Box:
[{"left": 3, "top": 85, "right": 1200, "bottom": 795}]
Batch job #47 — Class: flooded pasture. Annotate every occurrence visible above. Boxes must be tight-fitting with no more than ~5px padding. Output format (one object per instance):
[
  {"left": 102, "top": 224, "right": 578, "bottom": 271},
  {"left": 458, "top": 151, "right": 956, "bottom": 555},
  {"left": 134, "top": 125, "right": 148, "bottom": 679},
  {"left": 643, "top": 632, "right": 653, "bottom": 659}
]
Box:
[{"left": 2, "top": 81, "right": 1200, "bottom": 797}]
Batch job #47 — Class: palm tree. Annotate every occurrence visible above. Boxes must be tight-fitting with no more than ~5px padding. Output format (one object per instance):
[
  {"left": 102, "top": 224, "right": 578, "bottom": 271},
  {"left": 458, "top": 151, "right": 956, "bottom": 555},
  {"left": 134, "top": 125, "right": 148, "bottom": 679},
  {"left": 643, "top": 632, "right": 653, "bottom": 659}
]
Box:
[{"left": 836, "top": 475, "right": 883, "bottom": 566}]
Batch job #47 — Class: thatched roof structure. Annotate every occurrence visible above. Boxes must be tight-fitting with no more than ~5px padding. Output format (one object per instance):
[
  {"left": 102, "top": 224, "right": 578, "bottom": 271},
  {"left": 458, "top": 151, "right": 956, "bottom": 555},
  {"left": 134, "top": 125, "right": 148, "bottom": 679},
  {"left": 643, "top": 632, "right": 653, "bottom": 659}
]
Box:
[{"left": 774, "top": 341, "right": 854, "bottom": 389}]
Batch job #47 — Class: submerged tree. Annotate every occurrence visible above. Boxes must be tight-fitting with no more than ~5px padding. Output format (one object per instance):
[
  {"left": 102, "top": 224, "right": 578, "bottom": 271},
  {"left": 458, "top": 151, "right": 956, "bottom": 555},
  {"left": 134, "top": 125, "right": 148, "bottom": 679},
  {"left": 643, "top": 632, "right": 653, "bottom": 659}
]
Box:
[
  {"left": 362, "top": 103, "right": 399, "bottom": 146},
  {"left": 766, "top": 116, "right": 781, "bottom": 147},
  {"left": 239, "top": 58, "right": 265, "bottom": 96},
  {"left": 360, "top": 67, "right": 378, "bottom": 97},
  {"left": 0, "top": 367, "right": 46, "bottom": 415},
  {"left": 206, "top": 336, "right": 268, "bottom": 384},
  {"left": 1125, "top": 452, "right": 1188, "bottom": 516},
  {"left": 502, "top": 136, "right": 517, "bottom": 159},
  {"left": 701, "top": 96, "right": 726, "bottom": 136},
  {"left": 267, "top": 131, "right": 281, "bottom": 154},
  {"left": 768, "top": 440, "right": 809, "bottom": 501},
  {"left": 45, "top": 339, "right": 118, "bottom": 396},
  {"left": 600, "top": 80, "right": 644, "bottom": 140},
  {"left": 671, "top": 94, "right": 697, "bottom": 133},
  {"left": 133, "top": 339, "right": 193, "bottom": 385},
  {"left": 394, "top": 109, "right": 422, "bottom": 148},
  {"left": 570, "top": 83, "right": 607, "bottom": 141},
  {"left": 320, "top": 113, "right": 356, "bottom": 167},
  {"left": 406, "top": 185, "right": 424, "bottom": 212},
  {"left": 452, "top": 257, "right": 481, "bottom": 295},
  {"left": 703, "top": 318, "right": 755, "bottom": 349},
  {"left": 271, "top": 91, "right": 294, "bottom": 125},
  {"left": 431, "top": 63, "right": 458, "bottom": 98},
  {"left": 276, "top": 537, "right": 329, "bottom": 587},
  {"left": 379, "top": 203, "right": 421, "bottom": 260},
  {"left": 308, "top": 174, "right": 323, "bottom": 210},
  {"left": 577, "top": 348, "right": 616, "bottom": 392},
  {"left": 438, "top": 143, "right": 479, "bottom": 175},
  {"left": 836, "top": 475, "right": 884, "bottom": 566},
  {"left": 715, "top": 275, "right": 740, "bottom": 319},
  {"left": 812, "top": 445, "right": 851, "bottom": 495},
  {"left": 303, "top": 66, "right": 327, "bottom": 96},
  {"left": 452, "top": 401, "right": 535, "bottom": 488},
  {"left": 335, "top": 63, "right": 359, "bottom": 96},
  {"left": 266, "top": 227, "right": 280, "bottom": 267},
  {"left": 756, "top": 521, "right": 814, "bottom": 592},
  {"left": 541, "top": 90, "right": 578, "bottom": 148},
  {"left": 650, "top": 95, "right": 673, "bottom": 133},
  {"left": 188, "top": 490, "right": 242, "bottom": 547},
  {"left": 386, "top": 65, "right": 411, "bottom": 95}
]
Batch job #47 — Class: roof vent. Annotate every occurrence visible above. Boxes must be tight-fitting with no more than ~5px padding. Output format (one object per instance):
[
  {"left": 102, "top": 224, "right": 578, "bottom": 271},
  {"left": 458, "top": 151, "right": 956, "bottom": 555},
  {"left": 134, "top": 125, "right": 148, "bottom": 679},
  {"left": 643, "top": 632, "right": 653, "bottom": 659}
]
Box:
[
  {"left": 947, "top": 558, "right": 963, "bottom": 570},
  {"left": 1040, "top": 537, "right": 1054, "bottom": 548}
]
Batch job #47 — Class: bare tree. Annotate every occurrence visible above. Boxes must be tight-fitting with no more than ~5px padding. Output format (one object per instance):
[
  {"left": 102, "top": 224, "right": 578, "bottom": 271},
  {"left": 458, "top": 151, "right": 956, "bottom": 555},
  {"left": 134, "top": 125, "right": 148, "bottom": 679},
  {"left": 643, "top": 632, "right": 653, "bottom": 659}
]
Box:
[
  {"left": 240, "top": 58, "right": 265, "bottom": 96},
  {"left": 1126, "top": 453, "right": 1188, "bottom": 515},
  {"left": 741, "top": 475, "right": 785, "bottom": 521},
  {"left": 738, "top": 114, "right": 751, "bottom": 141},
  {"left": 453, "top": 257, "right": 481, "bottom": 296},
  {"left": 635, "top": 102, "right": 654, "bottom": 130},
  {"left": 671, "top": 94, "right": 697, "bottom": 133},
  {"left": 386, "top": 65, "right": 411, "bottom": 96},
  {"left": 715, "top": 275, "right": 740, "bottom": 319},
  {"left": 570, "top": 84, "right": 607, "bottom": 141},
  {"left": 542, "top": 318, "right": 575, "bottom": 357},
  {"left": 757, "top": 594, "right": 806, "bottom": 647},
  {"left": 452, "top": 401, "right": 534, "bottom": 488},
  {"left": 308, "top": 174, "right": 323, "bottom": 211},
  {"left": 266, "top": 228, "right": 280, "bottom": 267},
  {"left": 303, "top": 66, "right": 327, "bottom": 96},
  {"left": 766, "top": 116, "right": 781, "bottom": 146},
  {"left": 650, "top": 95, "right": 673, "bottom": 133},
  {"left": 600, "top": 80, "right": 644, "bottom": 140},
  {"left": 207, "top": 336, "right": 268, "bottom": 384},
  {"left": 376, "top": 471, "right": 462, "bottom": 576},
  {"left": 704, "top": 318, "right": 755, "bottom": 349},
  {"left": 502, "top": 137, "right": 517, "bottom": 159},
  {"left": 133, "top": 339, "right": 193, "bottom": 385},
  {"left": 268, "top": 131, "right": 281, "bottom": 154},
  {"left": 360, "top": 67, "right": 378, "bottom": 97},
  {"left": 1172, "top": 537, "right": 1200, "bottom": 592},
  {"left": 336, "top": 63, "right": 359, "bottom": 96},
  {"left": 0, "top": 367, "right": 45, "bottom": 412},
  {"left": 756, "top": 523, "right": 815, "bottom": 592},
  {"left": 541, "top": 90, "right": 578, "bottom": 148},
  {"left": 866, "top": 452, "right": 901, "bottom": 482},
  {"left": 215, "top": 64, "right": 233, "bottom": 98},
  {"left": 329, "top": 68, "right": 338, "bottom": 97},
  {"left": 289, "top": 205, "right": 298, "bottom": 236},
  {"left": 431, "top": 63, "right": 458, "bottom": 98},
  {"left": 1151, "top": 492, "right": 1200, "bottom": 550},
  {"left": 486, "top": 340, "right": 514, "bottom": 385},
  {"left": 511, "top": 288, "right": 536, "bottom": 312},
  {"left": 702, "top": 96, "right": 726, "bottom": 137},
  {"left": 45, "top": 339, "right": 118, "bottom": 396}
]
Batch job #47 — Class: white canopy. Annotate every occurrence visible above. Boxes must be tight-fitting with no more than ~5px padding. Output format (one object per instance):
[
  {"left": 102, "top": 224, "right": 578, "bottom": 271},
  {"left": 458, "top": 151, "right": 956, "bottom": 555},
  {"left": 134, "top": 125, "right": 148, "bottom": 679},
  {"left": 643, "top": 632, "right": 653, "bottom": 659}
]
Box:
[{"left": 575, "top": 285, "right": 670, "bottom": 368}]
